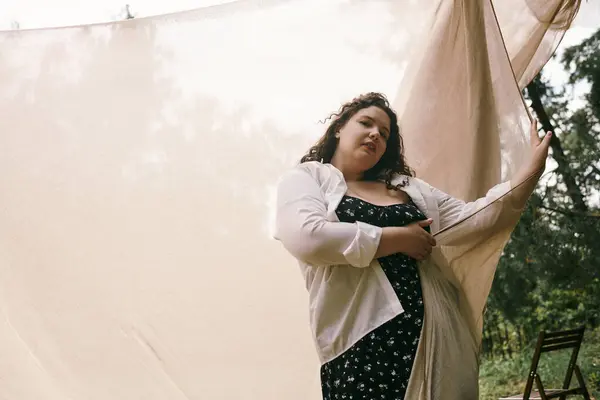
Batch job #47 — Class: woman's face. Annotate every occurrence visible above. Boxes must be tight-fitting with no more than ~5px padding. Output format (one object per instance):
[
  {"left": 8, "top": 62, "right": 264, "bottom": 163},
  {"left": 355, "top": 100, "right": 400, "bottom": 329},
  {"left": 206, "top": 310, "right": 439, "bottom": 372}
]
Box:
[{"left": 333, "top": 105, "right": 391, "bottom": 173}]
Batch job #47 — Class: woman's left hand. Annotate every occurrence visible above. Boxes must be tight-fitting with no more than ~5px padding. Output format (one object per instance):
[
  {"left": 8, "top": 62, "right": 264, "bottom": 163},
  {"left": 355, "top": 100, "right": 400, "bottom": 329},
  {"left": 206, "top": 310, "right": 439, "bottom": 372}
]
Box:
[
  {"left": 509, "top": 118, "right": 552, "bottom": 205},
  {"left": 526, "top": 119, "right": 552, "bottom": 177}
]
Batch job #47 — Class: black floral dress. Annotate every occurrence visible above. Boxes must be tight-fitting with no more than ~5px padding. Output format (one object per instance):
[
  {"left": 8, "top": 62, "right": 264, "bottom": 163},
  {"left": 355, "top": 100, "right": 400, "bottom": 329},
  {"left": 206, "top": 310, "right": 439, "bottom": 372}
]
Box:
[{"left": 320, "top": 195, "right": 427, "bottom": 400}]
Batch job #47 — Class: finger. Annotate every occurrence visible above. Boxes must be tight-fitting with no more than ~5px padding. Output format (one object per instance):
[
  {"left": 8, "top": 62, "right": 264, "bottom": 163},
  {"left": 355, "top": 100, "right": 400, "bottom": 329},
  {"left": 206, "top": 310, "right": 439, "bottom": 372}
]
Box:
[
  {"left": 417, "top": 230, "right": 431, "bottom": 244},
  {"left": 542, "top": 131, "right": 553, "bottom": 146},
  {"left": 418, "top": 230, "right": 436, "bottom": 247},
  {"left": 418, "top": 250, "right": 430, "bottom": 260},
  {"left": 417, "top": 218, "right": 433, "bottom": 227},
  {"left": 427, "top": 234, "right": 437, "bottom": 247},
  {"left": 531, "top": 119, "right": 542, "bottom": 145},
  {"left": 418, "top": 243, "right": 431, "bottom": 255}
]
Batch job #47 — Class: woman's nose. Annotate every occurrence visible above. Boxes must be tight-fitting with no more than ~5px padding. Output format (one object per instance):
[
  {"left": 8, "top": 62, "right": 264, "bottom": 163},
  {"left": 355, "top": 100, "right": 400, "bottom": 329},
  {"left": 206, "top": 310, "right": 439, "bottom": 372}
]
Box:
[{"left": 369, "top": 130, "right": 381, "bottom": 140}]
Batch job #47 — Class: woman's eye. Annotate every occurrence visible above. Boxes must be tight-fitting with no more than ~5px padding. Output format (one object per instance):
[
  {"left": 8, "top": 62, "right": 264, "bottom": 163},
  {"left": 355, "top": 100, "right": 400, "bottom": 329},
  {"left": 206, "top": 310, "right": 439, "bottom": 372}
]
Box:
[{"left": 360, "top": 119, "right": 388, "bottom": 139}]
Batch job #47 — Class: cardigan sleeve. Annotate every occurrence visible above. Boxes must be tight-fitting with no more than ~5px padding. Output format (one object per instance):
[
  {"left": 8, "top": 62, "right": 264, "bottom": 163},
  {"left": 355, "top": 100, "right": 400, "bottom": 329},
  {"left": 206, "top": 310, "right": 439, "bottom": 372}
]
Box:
[
  {"left": 430, "top": 180, "right": 523, "bottom": 246},
  {"left": 273, "top": 165, "right": 382, "bottom": 268}
]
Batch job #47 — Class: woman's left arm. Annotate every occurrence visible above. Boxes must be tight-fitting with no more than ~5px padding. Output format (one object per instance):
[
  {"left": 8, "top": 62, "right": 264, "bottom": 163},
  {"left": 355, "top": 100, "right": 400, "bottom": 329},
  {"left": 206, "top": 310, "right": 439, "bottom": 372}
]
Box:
[
  {"left": 508, "top": 119, "right": 552, "bottom": 209},
  {"left": 432, "top": 119, "right": 552, "bottom": 245}
]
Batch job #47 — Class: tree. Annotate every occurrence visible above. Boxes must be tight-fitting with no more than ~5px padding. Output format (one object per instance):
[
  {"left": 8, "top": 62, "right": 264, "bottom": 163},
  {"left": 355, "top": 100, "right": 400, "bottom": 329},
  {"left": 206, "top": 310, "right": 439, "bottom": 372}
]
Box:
[{"left": 484, "top": 27, "right": 600, "bottom": 357}]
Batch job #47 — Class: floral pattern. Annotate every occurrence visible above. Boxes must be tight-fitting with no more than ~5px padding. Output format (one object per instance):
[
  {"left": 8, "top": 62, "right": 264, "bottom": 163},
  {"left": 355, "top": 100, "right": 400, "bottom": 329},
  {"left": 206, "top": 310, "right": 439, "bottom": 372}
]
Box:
[{"left": 320, "top": 195, "right": 426, "bottom": 400}]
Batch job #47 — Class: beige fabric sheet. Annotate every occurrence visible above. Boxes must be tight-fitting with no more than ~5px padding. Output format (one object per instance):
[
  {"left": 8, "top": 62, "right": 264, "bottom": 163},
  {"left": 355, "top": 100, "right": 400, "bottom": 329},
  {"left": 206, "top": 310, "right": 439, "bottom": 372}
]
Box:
[{"left": 0, "top": 0, "right": 591, "bottom": 398}]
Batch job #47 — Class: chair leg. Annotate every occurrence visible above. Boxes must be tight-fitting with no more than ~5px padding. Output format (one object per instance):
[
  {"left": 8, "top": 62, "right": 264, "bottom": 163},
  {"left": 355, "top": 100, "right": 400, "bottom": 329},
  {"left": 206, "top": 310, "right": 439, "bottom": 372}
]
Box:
[
  {"left": 573, "top": 366, "right": 591, "bottom": 400},
  {"left": 535, "top": 375, "right": 549, "bottom": 400}
]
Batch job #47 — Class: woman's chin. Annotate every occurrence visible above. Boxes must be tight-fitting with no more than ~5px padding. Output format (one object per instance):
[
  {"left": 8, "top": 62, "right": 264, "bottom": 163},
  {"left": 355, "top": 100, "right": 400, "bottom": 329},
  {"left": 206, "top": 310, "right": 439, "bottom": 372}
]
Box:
[{"left": 354, "top": 158, "right": 379, "bottom": 173}]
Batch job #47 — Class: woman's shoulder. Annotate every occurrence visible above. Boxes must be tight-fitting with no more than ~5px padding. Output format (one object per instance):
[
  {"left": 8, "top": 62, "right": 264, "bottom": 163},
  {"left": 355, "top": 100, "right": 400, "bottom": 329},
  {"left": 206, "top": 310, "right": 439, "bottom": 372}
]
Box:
[
  {"left": 388, "top": 172, "right": 429, "bottom": 190},
  {"left": 408, "top": 176, "right": 432, "bottom": 189},
  {"left": 294, "top": 160, "right": 325, "bottom": 173},
  {"left": 277, "top": 161, "right": 342, "bottom": 189},
  {"left": 283, "top": 161, "right": 340, "bottom": 179}
]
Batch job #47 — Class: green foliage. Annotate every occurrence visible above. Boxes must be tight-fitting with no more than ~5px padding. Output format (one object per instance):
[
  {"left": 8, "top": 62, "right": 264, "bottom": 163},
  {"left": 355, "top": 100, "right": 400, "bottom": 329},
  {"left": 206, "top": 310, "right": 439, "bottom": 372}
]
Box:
[{"left": 479, "top": 327, "right": 600, "bottom": 400}]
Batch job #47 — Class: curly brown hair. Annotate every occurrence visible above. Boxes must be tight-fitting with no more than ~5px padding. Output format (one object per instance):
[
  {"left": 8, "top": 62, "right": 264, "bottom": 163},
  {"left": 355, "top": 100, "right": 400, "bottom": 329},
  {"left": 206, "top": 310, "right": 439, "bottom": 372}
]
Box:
[{"left": 300, "top": 92, "right": 414, "bottom": 189}]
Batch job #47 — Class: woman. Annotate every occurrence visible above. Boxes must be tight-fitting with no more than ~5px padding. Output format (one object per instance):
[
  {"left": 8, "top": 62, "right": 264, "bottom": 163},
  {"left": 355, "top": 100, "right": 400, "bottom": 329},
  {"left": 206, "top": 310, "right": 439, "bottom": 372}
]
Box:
[{"left": 274, "top": 92, "right": 550, "bottom": 399}]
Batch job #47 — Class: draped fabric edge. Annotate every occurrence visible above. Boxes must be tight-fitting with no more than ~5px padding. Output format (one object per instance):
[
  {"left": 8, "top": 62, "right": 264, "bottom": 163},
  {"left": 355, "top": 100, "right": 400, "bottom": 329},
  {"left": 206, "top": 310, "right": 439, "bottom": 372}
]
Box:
[{"left": 402, "top": 1, "right": 581, "bottom": 398}]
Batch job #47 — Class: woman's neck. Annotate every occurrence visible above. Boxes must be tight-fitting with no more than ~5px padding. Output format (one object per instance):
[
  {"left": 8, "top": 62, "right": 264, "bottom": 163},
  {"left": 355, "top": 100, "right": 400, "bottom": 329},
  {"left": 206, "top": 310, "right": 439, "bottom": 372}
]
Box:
[{"left": 330, "top": 158, "right": 364, "bottom": 182}]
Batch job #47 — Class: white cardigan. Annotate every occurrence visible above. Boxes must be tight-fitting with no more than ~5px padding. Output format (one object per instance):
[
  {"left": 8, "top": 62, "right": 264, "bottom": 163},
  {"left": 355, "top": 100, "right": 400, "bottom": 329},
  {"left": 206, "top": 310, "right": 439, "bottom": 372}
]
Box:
[{"left": 274, "top": 161, "right": 516, "bottom": 364}]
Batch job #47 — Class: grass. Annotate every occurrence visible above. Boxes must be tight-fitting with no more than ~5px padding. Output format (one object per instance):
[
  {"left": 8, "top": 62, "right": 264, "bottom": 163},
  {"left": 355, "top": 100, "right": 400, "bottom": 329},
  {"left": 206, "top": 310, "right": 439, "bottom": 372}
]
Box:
[{"left": 479, "top": 327, "right": 600, "bottom": 400}]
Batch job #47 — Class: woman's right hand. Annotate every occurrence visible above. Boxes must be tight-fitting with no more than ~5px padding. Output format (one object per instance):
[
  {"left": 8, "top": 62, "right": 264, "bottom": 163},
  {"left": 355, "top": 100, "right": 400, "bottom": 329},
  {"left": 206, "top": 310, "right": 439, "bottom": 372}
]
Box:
[
  {"left": 396, "top": 219, "right": 436, "bottom": 260},
  {"left": 374, "top": 219, "right": 436, "bottom": 260}
]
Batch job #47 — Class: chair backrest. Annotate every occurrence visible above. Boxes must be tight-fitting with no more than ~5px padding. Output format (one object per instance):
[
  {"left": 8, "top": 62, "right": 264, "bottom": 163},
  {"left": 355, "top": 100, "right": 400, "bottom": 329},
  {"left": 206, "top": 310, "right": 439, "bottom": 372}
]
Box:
[{"left": 523, "top": 326, "right": 586, "bottom": 399}]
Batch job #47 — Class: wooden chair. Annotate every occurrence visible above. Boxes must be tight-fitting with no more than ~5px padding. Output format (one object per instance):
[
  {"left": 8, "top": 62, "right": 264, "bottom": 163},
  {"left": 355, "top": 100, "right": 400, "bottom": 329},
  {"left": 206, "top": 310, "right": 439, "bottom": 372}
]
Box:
[{"left": 499, "top": 326, "right": 591, "bottom": 400}]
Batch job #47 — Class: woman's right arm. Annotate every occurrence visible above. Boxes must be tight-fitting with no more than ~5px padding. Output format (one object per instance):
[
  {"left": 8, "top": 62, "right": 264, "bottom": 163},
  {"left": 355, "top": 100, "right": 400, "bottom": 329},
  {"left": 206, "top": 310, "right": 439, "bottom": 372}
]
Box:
[
  {"left": 274, "top": 167, "right": 435, "bottom": 267},
  {"left": 375, "top": 220, "right": 435, "bottom": 261}
]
